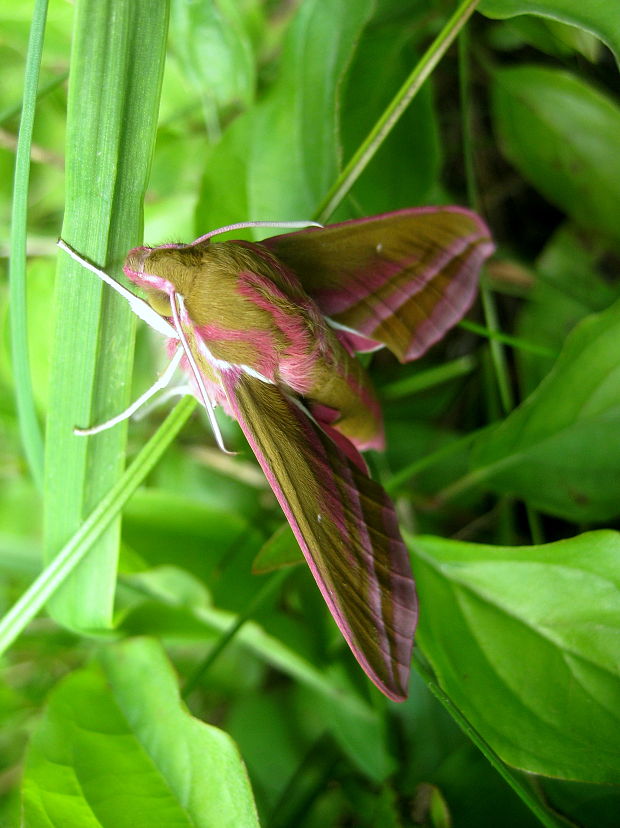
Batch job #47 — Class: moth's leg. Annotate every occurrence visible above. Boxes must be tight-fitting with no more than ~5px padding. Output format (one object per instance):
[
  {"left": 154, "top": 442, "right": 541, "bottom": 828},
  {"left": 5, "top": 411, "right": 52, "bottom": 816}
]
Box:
[
  {"left": 133, "top": 384, "right": 192, "bottom": 421},
  {"left": 170, "top": 292, "right": 234, "bottom": 455},
  {"left": 74, "top": 346, "right": 183, "bottom": 436}
]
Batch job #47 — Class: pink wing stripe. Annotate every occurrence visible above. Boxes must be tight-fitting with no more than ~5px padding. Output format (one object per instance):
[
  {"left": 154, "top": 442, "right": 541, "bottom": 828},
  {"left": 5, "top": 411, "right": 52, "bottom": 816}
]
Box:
[{"left": 262, "top": 207, "right": 495, "bottom": 362}]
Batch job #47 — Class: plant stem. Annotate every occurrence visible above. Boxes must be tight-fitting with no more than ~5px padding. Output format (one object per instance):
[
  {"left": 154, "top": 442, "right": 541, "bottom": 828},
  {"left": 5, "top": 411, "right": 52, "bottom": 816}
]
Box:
[
  {"left": 481, "top": 283, "right": 514, "bottom": 414},
  {"left": 526, "top": 505, "right": 544, "bottom": 545},
  {"left": 182, "top": 568, "right": 290, "bottom": 698},
  {"left": 314, "top": 0, "right": 481, "bottom": 222},
  {"left": 0, "top": 69, "right": 68, "bottom": 125},
  {"left": 458, "top": 25, "right": 480, "bottom": 213},
  {"left": 385, "top": 426, "right": 491, "bottom": 495},
  {"left": 381, "top": 355, "right": 476, "bottom": 400},
  {"left": 459, "top": 318, "right": 555, "bottom": 358}
]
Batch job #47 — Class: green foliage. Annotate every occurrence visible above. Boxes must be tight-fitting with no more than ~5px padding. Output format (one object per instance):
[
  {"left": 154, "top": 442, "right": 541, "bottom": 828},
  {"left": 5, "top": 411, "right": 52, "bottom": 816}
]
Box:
[
  {"left": 44, "top": 0, "right": 169, "bottom": 630},
  {"left": 491, "top": 65, "right": 620, "bottom": 247},
  {"left": 21, "top": 638, "right": 259, "bottom": 827},
  {"left": 479, "top": 0, "right": 620, "bottom": 62},
  {"left": 470, "top": 298, "right": 620, "bottom": 520},
  {"left": 411, "top": 531, "right": 620, "bottom": 782},
  {"left": 3, "top": 0, "right": 620, "bottom": 826},
  {"left": 196, "top": 0, "right": 375, "bottom": 231}
]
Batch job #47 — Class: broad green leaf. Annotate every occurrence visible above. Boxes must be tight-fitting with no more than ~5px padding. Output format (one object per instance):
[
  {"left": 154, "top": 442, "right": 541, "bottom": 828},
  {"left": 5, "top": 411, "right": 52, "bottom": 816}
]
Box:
[
  {"left": 248, "top": 0, "right": 374, "bottom": 220},
  {"left": 339, "top": 18, "right": 440, "bottom": 215},
  {"left": 487, "top": 14, "right": 602, "bottom": 61},
  {"left": 410, "top": 531, "right": 620, "bottom": 782},
  {"left": 194, "top": 113, "right": 252, "bottom": 235},
  {"left": 252, "top": 522, "right": 302, "bottom": 573},
  {"left": 196, "top": 0, "right": 374, "bottom": 231},
  {"left": 491, "top": 66, "right": 620, "bottom": 248},
  {"left": 21, "top": 637, "right": 259, "bottom": 827},
  {"left": 44, "top": 1, "right": 169, "bottom": 629},
  {"left": 169, "top": 0, "right": 260, "bottom": 130},
  {"left": 469, "top": 297, "right": 620, "bottom": 521},
  {"left": 479, "top": 0, "right": 620, "bottom": 63},
  {"left": 516, "top": 224, "right": 616, "bottom": 395}
]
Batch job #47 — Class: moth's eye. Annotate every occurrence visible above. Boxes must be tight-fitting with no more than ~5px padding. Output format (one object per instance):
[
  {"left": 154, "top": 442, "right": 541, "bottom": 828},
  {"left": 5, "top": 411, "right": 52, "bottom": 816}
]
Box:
[
  {"left": 144, "top": 289, "right": 172, "bottom": 317},
  {"left": 124, "top": 246, "right": 151, "bottom": 275}
]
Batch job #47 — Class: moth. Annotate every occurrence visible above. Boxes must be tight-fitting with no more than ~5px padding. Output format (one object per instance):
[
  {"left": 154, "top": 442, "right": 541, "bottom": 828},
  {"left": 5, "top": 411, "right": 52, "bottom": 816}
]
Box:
[{"left": 59, "top": 208, "right": 494, "bottom": 701}]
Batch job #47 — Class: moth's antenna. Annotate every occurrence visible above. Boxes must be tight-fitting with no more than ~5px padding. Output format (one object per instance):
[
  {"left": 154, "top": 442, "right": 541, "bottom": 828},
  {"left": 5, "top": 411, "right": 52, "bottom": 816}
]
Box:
[
  {"left": 57, "top": 239, "right": 176, "bottom": 338},
  {"left": 191, "top": 220, "right": 323, "bottom": 246},
  {"left": 170, "top": 292, "right": 234, "bottom": 455}
]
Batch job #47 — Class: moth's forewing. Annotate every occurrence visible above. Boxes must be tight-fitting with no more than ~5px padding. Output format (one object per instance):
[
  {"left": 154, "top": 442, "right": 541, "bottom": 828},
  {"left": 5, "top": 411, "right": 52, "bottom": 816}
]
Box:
[
  {"left": 219, "top": 369, "right": 417, "bottom": 701},
  {"left": 262, "top": 207, "right": 495, "bottom": 361}
]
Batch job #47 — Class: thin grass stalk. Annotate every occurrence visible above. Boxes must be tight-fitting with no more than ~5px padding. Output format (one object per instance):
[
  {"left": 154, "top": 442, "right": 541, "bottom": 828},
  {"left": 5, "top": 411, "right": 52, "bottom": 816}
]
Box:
[{"left": 8, "top": 0, "right": 48, "bottom": 490}]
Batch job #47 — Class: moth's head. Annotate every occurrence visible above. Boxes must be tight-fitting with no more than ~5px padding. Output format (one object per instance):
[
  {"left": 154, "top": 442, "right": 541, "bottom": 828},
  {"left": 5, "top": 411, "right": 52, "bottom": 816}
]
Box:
[{"left": 123, "top": 244, "right": 204, "bottom": 317}]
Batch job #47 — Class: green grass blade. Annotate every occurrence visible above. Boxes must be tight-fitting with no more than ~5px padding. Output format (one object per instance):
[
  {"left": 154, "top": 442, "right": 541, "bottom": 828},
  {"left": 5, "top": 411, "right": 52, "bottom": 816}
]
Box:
[
  {"left": 314, "top": 0, "right": 481, "bottom": 222},
  {"left": 8, "top": 0, "right": 48, "bottom": 490},
  {"left": 481, "top": 283, "right": 514, "bottom": 413},
  {"left": 459, "top": 318, "right": 555, "bottom": 357},
  {"left": 0, "top": 397, "right": 195, "bottom": 657},
  {"left": 413, "top": 652, "right": 566, "bottom": 828},
  {"left": 44, "top": 0, "right": 169, "bottom": 630},
  {"left": 381, "top": 355, "right": 476, "bottom": 400}
]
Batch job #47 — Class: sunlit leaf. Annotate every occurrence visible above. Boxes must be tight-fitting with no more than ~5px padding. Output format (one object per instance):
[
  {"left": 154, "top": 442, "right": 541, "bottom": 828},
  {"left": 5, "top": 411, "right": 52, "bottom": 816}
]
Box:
[
  {"left": 21, "top": 638, "right": 259, "bottom": 826},
  {"left": 411, "top": 531, "right": 620, "bottom": 782}
]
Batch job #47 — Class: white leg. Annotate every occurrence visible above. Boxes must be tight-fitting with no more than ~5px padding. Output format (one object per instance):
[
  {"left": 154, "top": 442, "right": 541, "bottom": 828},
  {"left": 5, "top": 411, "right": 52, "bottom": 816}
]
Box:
[
  {"left": 74, "top": 347, "right": 184, "bottom": 436},
  {"left": 170, "top": 292, "right": 234, "bottom": 455},
  {"left": 133, "top": 384, "right": 192, "bottom": 421}
]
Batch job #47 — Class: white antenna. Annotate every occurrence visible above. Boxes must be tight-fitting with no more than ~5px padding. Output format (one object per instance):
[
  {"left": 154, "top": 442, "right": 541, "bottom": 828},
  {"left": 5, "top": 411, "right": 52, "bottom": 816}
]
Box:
[{"left": 191, "top": 219, "right": 322, "bottom": 246}]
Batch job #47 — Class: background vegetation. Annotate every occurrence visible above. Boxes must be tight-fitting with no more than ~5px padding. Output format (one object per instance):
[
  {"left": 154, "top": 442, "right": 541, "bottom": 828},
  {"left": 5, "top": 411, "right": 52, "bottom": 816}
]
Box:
[{"left": 2, "top": 0, "right": 619, "bottom": 825}]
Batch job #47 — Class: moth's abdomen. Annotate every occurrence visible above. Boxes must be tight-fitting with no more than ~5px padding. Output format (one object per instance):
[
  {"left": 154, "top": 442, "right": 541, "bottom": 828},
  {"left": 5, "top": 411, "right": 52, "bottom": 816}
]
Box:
[{"left": 306, "top": 345, "right": 384, "bottom": 451}]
